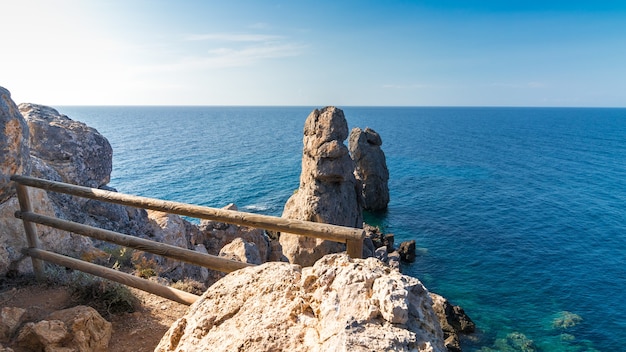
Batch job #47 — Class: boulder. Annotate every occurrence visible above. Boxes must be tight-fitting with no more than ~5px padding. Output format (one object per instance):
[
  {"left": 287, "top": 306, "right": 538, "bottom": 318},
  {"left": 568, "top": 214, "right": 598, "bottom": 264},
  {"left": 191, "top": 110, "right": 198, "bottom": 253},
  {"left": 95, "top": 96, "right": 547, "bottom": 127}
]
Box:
[
  {"left": 47, "top": 306, "right": 112, "bottom": 352},
  {"left": 198, "top": 204, "right": 271, "bottom": 262},
  {"left": 349, "top": 127, "right": 389, "bottom": 211},
  {"left": 430, "top": 293, "right": 475, "bottom": 352},
  {"left": 0, "top": 307, "right": 26, "bottom": 342},
  {"left": 16, "top": 306, "right": 111, "bottom": 352},
  {"left": 0, "top": 86, "right": 30, "bottom": 203},
  {"left": 16, "top": 320, "right": 69, "bottom": 351},
  {"left": 19, "top": 103, "right": 112, "bottom": 189},
  {"left": 156, "top": 253, "right": 446, "bottom": 352},
  {"left": 399, "top": 240, "right": 417, "bottom": 263},
  {"left": 280, "top": 107, "right": 363, "bottom": 266},
  {"left": 218, "top": 237, "right": 262, "bottom": 265}
]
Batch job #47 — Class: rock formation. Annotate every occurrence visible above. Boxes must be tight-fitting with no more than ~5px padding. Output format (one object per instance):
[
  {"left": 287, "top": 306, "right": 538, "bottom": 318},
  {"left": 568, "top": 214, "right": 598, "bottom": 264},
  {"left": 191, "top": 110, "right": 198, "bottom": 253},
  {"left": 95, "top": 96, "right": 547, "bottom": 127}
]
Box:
[
  {"left": 280, "top": 107, "right": 363, "bottom": 266},
  {"left": 156, "top": 253, "right": 446, "bottom": 352},
  {"left": 0, "top": 87, "right": 30, "bottom": 204},
  {"left": 349, "top": 127, "right": 390, "bottom": 211},
  {"left": 430, "top": 293, "right": 475, "bottom": 352},
  {"left": 14, "top": 305, "right": 111, "bottom": 352},
  {"left": 19, "top": 103, "right": 112, "bottom": 189},
  {"left": 0, "top": 87, "right": 98, "bottom": 276}
]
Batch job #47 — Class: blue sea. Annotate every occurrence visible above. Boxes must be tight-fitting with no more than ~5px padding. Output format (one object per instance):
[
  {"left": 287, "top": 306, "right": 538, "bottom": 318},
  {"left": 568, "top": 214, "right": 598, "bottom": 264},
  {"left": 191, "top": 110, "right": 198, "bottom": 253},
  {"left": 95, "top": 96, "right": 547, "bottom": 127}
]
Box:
[{"left": 57, "top": 106, "right": 625, "bottom": 351}]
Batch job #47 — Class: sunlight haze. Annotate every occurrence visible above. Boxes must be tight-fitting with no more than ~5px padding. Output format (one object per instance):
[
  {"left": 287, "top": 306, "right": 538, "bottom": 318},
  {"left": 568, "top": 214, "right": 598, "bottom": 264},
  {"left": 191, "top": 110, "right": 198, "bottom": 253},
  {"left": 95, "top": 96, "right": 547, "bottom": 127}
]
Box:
[{"left": 2, "top": 0, "right": 625, "bottom": 106}]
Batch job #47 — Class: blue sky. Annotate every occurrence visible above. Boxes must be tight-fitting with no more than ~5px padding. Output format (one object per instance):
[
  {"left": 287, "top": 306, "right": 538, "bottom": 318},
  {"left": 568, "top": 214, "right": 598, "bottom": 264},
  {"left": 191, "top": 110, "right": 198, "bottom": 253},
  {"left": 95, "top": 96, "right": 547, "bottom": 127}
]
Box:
[{"left": 2, "top": 0, "right": 625, "bottom": 106}]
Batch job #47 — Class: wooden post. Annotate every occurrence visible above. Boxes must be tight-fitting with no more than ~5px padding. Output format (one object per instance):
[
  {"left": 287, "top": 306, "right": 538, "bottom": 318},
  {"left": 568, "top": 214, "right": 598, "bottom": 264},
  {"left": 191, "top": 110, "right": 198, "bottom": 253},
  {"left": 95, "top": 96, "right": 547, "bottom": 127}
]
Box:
[
  {"left": 346, "top": 234, "right": 365, "bottom": 259},
  {"left": 14, "top": 184, "right": 45, "bottom": 280}
]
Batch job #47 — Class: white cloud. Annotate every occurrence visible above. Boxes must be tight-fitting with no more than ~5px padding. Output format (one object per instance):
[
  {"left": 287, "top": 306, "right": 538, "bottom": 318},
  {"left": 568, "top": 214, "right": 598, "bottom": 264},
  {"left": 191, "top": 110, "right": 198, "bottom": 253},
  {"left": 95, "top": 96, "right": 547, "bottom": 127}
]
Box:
[
  {"left": 185, "top": 33, "right": 283, "bottom": 42},
  {"left": 135, "top": 43, "right": 305, "bottom": 73},
  {"left": 382, "top": 84, "right": 432, "bottom": 89}
]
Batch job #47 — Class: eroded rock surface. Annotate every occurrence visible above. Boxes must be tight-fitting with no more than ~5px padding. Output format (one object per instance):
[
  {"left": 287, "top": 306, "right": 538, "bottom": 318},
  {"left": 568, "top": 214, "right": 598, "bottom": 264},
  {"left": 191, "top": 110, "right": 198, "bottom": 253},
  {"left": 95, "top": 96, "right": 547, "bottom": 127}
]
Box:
[
  {"left": 156, "top": 253, "right": 446, "bottom": 352},
  {"left": 349, "top": 127, "right": 389, "bottom": 211},
  {"left": 0, "top": 87, "right": 30, "bottom": 203},
  {"left": 15, "top": 305, "right": 111, "bottom": 352},
  {"left": 19, "top": 103, "right": 111, "bottom": 189},
  {"left": 280, "top": 107, "right": 363, "bottom": 266}
]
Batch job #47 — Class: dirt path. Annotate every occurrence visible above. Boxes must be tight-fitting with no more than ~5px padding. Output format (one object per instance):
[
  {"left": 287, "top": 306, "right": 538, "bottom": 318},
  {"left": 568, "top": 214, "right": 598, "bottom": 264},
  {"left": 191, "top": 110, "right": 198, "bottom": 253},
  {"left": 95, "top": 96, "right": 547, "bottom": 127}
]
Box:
[{"left": 0, "top": 280, "right": 188, "bottom": 352}]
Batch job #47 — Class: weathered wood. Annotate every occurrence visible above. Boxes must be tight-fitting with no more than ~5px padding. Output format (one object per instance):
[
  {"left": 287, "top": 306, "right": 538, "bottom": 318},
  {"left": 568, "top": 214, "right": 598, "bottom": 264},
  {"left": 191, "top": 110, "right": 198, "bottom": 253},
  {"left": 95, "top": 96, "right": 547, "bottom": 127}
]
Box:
[
  {"left": 24, "top": 248, "right": 200, "bottom": 305},
  {"left": 346, "top": 238, "right": 364, "bottom": 260},
  {"left": 15, "top": 211, "right": 253, "bottom": 273},
  {"left": 10, "top": 175, "right": 365, "bottom": 245},
  {"left": 14, "top": 184, "right": 44, "bottom": 280}
]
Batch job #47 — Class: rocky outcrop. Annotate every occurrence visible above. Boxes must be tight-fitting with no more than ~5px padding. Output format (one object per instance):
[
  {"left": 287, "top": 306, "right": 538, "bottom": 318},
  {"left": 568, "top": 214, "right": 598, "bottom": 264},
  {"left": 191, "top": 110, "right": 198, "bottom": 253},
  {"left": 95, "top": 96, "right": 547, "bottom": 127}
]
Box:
[
  {"left": 19, "top": 103, "right": 112, "bottom": 189},
  {"left": 430, "top": 293, "right": 475, "bottom": 352},
  {"left": 280, "top": 107, "right": 363, "bottom": 266},
  {"left": 0, "top": 89, "right": 99, "bottom": 275},
  {"left": 15, "top": 305, "right": 111, "bottom": 352},
  {"left": 349, "top": 127, "right": 389, "bottom": 211},
  {"left": 0, "top": 87, "right": 30, "bottom": 203},
  {"left": 156, "top": 253, "right": 446, "bottom": 352},
  {"left": 17, "top": 103, "right": 153, "bottom": 239},
  {"left": 399, "top": 239, "right": 417, "bottom": 263}
]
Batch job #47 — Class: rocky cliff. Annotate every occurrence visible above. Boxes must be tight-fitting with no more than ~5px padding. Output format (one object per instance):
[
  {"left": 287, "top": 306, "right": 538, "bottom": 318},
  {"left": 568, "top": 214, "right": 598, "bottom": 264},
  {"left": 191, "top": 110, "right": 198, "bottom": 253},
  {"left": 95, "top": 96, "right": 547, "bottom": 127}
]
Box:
[
  {"left": 0, "top": 90, "right": 473, "bottom": 351},
  {"left": 156, "top": 253, "right": 447, "bottom": 352}
]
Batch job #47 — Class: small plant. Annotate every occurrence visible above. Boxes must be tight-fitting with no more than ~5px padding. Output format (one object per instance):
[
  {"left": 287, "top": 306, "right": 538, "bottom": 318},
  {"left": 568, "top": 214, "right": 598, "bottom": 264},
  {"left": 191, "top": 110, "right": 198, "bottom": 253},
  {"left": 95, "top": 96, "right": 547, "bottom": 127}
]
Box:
[
  {"left": 102, "top": 245, "right": 134, "bottom": 270},
  {"left": 131, "top": 251, "right": 160, "bottom": 279},
  {"left": 171, "top": 278, "right": 207, "bottom": 295},
  {"left": 69, "top": 272, "right": 139, "bottom": 317}
]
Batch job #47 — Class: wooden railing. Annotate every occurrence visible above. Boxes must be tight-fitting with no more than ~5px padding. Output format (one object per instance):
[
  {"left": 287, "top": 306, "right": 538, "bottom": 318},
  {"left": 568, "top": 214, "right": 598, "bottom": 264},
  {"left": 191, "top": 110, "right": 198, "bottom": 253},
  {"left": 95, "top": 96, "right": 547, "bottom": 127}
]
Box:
[{"left": 10, "top": 175, "right": 365, "bottom": 305}]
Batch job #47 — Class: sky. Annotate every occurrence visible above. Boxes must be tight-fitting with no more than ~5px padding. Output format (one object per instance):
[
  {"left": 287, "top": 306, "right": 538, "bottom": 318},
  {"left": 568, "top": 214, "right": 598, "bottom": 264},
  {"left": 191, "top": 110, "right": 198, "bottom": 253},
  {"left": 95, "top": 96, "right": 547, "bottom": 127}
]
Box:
[{"left": 2, "top": 0, "right": 625, "bottom": 107}]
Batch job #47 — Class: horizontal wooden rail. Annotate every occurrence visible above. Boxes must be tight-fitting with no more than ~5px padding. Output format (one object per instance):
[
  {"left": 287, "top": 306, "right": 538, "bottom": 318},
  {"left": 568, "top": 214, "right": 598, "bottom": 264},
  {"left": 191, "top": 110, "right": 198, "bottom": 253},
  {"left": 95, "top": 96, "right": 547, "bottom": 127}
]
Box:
[
  {"left": 15, "top": 211, "right": 253, "bottom": 273},
  {"left": 11, "top": 175, "right": 365, "bottom": 244},
  {"left": 23, "top": 248, "right": 200, "bottom": 305}
]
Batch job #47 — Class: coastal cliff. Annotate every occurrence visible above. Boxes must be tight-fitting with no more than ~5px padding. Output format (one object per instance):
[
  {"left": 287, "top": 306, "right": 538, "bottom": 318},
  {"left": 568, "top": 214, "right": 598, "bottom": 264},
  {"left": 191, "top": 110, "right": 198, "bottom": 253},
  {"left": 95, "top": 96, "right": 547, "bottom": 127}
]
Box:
[{"left": 0, "top": 87, "right": 472, "bottom": 351}]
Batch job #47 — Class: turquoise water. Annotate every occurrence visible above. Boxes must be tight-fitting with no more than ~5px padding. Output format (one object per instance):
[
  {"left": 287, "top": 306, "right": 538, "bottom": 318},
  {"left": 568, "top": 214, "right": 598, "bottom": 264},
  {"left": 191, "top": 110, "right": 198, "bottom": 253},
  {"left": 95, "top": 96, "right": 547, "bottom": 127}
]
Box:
[{"left": 57, "top": 106, "right": 625, "bottom": 351}]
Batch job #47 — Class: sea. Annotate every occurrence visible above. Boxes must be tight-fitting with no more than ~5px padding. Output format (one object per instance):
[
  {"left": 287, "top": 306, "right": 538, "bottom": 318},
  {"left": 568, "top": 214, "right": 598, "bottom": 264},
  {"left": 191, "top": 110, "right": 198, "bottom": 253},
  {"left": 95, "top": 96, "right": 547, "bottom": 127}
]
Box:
[{"left": 56, "top": 106, "right": 625, "bottom": 351}]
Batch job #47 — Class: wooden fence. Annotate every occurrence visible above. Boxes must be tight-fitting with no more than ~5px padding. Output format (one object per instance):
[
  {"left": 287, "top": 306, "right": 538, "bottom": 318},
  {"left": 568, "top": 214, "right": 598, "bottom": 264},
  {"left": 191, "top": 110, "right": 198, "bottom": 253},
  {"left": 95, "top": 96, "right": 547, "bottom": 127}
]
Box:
[{"left": 10, "top": 175, "right": 365, "bottom": 305}]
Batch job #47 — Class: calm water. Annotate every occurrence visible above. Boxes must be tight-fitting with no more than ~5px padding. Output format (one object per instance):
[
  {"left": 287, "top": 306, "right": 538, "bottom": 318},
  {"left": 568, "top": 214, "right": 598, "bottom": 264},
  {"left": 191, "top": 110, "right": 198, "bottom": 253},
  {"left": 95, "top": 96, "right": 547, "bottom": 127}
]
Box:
[{"left": 57, "top": 106, "right": 625, "bottom": 351}]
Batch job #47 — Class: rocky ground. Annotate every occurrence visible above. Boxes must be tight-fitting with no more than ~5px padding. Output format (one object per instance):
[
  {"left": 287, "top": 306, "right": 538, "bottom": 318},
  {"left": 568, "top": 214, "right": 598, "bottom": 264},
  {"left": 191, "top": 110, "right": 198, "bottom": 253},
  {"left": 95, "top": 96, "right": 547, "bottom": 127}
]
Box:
[{"left": 0, "top": 276, "right": 187, "bottom": 352}]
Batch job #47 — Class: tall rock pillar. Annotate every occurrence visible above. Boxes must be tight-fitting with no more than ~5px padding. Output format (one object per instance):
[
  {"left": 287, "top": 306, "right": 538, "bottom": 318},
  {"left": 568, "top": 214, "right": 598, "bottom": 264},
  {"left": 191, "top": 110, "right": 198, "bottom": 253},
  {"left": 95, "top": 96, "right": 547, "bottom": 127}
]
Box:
[
  {"left": 280, "top": 107, "right": 362, "bottom": 266},
  {"left": 349, "top": 127, "right": 389, "bottom": 211}
]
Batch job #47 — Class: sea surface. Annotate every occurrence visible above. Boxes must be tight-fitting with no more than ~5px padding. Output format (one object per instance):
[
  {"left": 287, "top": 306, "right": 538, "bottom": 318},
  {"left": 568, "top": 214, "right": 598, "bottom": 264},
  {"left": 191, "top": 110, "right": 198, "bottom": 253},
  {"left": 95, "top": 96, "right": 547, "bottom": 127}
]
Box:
[{"left": 57, "top": 106, "right": 625, "bottom": 351}]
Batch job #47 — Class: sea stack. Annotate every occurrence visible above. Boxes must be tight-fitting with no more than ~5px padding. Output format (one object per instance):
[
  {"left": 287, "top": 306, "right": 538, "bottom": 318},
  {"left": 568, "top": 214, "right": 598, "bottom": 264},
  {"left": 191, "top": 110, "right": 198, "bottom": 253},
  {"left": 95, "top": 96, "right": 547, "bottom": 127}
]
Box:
[
  {"left": 280, "top": 107, "right": 363, "bottom": 266},
  {"left": 349, "top": 127, "right": 390, "bottom": 211}
]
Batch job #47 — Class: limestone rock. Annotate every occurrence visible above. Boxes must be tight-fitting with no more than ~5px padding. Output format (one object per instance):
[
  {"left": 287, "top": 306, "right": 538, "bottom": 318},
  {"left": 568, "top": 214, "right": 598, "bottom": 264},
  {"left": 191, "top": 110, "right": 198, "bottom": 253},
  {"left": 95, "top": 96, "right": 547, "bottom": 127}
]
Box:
[
  {"left": 218, "top": 237, "right": 262, "bottom": 264},
  {"left": 156, "top": 253, "right": 446, "bottom": 352},
  {"left": 349, "top": 127, "right": 389, "bottom": 210},
  {"left": 0, "top": 307, "right": 26, "bottom": 342},
  {"left": 0, "top": 86, "right": 30, "bottom": 204},
  {"left": 16, "top": 320, "right": 69, "bottom": 351},
  {"left": 430, "top": 293, "right": 475, "bottom": 352},
  {"left": 19, "top": 103, "right": 112, "bottom": 189},
  {"left": 280, "top": 107, "right": 363, "bottom": 266},
  {"left": 0, "top": 187, "right": 95, "bottom": 276},
  {"left": 47, "top": 306, "right": 112, "bottom": 352},
  {"left": 198, "top": 204, "right": 270, "bottom": 262}
]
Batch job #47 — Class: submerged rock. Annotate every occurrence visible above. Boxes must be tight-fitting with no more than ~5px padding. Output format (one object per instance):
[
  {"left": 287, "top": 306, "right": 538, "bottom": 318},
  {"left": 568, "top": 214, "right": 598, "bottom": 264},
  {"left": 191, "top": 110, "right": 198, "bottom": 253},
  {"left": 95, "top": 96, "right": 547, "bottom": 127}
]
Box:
[
  {"left": 280, "top": 107, "right": 363, "bottom": 266},
  {"left": 156, "top": 253, "right": 446, "bottom": 352}
]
